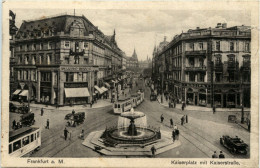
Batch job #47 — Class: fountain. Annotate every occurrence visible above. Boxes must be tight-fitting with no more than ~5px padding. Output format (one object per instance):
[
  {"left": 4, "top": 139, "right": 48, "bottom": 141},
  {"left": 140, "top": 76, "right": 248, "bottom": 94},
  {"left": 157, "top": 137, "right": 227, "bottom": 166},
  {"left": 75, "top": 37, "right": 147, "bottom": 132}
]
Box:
[{"left": 83, "top": 108, "right": 181, "bottom": 156}]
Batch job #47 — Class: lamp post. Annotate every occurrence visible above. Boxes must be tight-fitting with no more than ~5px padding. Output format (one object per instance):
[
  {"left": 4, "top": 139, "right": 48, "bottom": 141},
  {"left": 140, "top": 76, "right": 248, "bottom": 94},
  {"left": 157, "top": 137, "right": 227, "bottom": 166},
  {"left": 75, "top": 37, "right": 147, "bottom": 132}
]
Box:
[
  {"left": 240, "top": 73, "right": 244, "bottom": 124},
  {"left": 211, "top": 61, "right": 215, "bottom": 109}
]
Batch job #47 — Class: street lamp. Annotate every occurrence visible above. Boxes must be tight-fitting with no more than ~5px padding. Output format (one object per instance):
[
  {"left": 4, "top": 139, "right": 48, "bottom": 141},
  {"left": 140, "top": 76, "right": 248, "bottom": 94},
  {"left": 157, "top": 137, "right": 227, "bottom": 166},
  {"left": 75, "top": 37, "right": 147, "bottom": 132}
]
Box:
[{"left": 211, "top": 61, "right": 215, "bottom": 109}]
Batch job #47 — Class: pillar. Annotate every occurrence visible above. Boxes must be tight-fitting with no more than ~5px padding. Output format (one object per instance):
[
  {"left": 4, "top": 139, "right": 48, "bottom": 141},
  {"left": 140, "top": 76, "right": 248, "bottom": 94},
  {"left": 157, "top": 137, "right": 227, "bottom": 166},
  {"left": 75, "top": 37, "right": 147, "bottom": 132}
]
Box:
[
  {"left": 37, "top": 71, "right": 41, "bottom": 103},
  {"left": 58, "top": 72, "right": 64, "bottom": 106},
  {"left": 221, "top": 94, "right": 224, "bottom": 108},
  {"left": 50, "top": 71, "right": 55, "bottom": 105}
]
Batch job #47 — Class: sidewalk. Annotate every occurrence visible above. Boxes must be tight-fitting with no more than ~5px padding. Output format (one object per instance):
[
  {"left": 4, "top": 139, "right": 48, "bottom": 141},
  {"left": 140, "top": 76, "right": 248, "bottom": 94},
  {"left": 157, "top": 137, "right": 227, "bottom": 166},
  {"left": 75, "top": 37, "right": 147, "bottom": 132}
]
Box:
[
  {"left": 157, "top": 94, "right": 250, "bottom": 112},
  {"left": 11, "top": 99, "right": 112, "bottom": 111}
]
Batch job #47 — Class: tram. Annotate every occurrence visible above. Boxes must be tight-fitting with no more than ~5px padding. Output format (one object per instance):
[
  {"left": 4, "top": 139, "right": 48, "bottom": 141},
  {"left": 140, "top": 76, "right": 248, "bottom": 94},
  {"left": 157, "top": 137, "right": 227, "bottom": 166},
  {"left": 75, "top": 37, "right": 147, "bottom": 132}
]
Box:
[
  {"left": 113, "top": 98, "right": 133, "bottom": 114},
  {"left": 9, "top": 127, "right": 41, "bottom": 157}
]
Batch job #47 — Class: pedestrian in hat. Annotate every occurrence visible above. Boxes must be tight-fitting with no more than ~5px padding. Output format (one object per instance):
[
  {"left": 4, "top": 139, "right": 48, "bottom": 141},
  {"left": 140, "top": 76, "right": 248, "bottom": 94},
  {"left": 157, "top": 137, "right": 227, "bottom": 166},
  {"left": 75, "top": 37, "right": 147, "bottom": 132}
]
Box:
[
  {"left": 160, "top": 114, "right": 164, "bottom": 123},
  {"left": 212, "top": 151, "right": 218, "bottom": 158},
  {"left": 219, "top": 151, "right": 225, "bottom": 158},
  {"left": 151, "top": 145, "right": 156, "bottom": 157},
  {"left": 64, "top": 127, "right": 69, "bottom": 140},
  {"left": 41, "top": 108, "right": 44, "bottom": 116},
  {"left": 46, "top": 119, "right": 49, "bottom": 129},
  {"left": 170, "top": 118, "right": 174, "bottom": 128},
  {"left": 186, "top": 115, "right": 188, "bottom": 123}
]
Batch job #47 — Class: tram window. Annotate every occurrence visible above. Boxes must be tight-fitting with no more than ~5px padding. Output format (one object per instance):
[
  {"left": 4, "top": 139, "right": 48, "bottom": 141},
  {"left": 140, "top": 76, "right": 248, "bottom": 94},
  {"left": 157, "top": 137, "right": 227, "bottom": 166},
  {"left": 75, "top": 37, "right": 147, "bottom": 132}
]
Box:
[
  {"left": 9, "top": 144, "right": 12, "bottom": 154},
  {"left": 13, "top": 140, "right": 21, "bottom": 151},
  {"left": 31, "top": 134, "right": 34, "bottom": 142},
  {"left": 35, "top": 133, "right": 37, "bottom": 140},
  {"left": 23, "top": 136, "right": 29, "bottom": 146},
  {"left": 37, "top": 132, "right": 39, "bottom": 138}
]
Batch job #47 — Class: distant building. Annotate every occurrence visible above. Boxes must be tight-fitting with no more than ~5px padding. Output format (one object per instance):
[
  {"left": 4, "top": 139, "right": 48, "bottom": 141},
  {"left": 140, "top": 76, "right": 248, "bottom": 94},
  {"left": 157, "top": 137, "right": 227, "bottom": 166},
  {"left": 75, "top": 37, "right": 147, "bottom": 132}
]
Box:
[
  {"left": 152, "top": 23, "right": 251, "bottom": 108},
  {"left": 139, "top": 55, "right": 152, "bottom": 69},
  {"left": 126, "top": 48, "right": 139, "bottom": 69},
  {"left": 11, "top": 14, "right": 124, "bottom": 106}
]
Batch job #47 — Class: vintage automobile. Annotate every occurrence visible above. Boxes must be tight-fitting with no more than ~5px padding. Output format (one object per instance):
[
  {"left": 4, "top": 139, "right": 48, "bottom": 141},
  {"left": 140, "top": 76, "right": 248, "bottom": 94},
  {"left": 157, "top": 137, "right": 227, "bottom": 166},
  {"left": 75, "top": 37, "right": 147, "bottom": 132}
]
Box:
[
  {"left": 66, "top": 112, "right": 85, "bottom": 127},
  {"left": 10, "top": 103, "right": 17, "bottom": 112},
  {"left": 18, "top": 105, "right": 29, "bottom": 114},
  {"left": 20, "top": 113, "right": 35, "bottom": 126},
  {"left": 220, "top": 135, "right": 248, "bottom": 155}
]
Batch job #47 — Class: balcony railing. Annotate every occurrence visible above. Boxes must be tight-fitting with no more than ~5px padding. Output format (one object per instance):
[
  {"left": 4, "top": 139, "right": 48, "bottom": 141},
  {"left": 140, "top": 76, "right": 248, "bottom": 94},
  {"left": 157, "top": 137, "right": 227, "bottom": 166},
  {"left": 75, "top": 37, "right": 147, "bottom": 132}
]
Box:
[{"left": 185, "top": 66, "right": 207, "bottom": 71}]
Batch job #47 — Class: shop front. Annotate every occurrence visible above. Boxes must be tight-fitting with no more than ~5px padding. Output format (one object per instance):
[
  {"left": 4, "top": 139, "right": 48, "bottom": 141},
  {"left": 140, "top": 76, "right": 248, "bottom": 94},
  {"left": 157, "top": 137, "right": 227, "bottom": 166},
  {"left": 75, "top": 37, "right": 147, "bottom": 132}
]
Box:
[
  {"left": 64, "top": 87, "right": 90, "bottom": 105},
  {"left": 198, "top": 89, "right": 207, "bottom": 106}
]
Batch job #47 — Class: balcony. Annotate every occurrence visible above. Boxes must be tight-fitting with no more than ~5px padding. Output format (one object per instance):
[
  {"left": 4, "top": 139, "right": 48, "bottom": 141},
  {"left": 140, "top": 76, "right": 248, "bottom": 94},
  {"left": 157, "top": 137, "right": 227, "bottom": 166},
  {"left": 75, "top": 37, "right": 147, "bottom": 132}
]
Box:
[
  {"left": 214, "top": 63, "right": 223, "bottom": 72},
  {"left": 185, "top": 50, "right": 206, "bottom": 57},
  {"left": 185, "top": 66, "right": 207, "bottom": 71},
  {"left": 241, "top": 62, "right": 250, "bottom": 71},
  {"left": 227, "top": 62, "right": 238, "bottom": 70}
]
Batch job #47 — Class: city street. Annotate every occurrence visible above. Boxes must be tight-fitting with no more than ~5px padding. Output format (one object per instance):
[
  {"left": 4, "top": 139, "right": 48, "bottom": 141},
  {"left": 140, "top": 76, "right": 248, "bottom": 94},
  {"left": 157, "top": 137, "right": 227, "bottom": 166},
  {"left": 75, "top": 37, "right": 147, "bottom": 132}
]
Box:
[{"left": 10, "top": 78, "right": 250, "bottom": 158}]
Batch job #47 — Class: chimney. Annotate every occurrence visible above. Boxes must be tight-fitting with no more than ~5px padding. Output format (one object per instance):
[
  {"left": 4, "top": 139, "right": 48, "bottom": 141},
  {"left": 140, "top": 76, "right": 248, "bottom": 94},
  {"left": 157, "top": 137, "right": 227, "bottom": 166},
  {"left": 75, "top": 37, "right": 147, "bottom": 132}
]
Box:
[{"left": 222, "top": 23, "right": 227, "bottom": 28}]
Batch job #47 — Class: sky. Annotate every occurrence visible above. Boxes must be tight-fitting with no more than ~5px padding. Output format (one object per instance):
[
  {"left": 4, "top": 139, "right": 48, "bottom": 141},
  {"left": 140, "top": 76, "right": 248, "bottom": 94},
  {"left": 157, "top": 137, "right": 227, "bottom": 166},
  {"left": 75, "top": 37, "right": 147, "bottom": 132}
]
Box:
[{"left": 11, "top": 9, "right": 250, "bottom": 61}]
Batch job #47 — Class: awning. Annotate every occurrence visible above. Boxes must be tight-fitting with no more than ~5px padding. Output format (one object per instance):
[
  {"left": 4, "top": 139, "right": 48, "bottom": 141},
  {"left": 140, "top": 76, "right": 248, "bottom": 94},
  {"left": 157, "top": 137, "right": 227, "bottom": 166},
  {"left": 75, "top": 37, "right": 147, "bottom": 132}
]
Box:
[
  {"left": 19, "top": 90, "right": 28, "bottom": 97},
  {"left": 13, "top": 89, "right": 22, "bottom": 95},
  {"left": 94, "top": 86, "right": 104, "bottom": 94},
  {"left": 65, "top": 88, "right": 90, "bottom": 98},
  {"left": 104, "top": 82, "right": 110, "bottom": 88},
  {"left": 101, "top": 86, "right": 108, "bottom": 92}
]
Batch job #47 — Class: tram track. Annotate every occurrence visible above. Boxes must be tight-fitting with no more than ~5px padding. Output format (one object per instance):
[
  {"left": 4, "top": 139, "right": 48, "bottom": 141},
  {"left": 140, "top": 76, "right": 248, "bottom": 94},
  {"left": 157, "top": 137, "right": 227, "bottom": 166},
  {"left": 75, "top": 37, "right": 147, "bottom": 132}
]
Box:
[{"left": 31, "top": 109, "right": 116, "bottom": 157}]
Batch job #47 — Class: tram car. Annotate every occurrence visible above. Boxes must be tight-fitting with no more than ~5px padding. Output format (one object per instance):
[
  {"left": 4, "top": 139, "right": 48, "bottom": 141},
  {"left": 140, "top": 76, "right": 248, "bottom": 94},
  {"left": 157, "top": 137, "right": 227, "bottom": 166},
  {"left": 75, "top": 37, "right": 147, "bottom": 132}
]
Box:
[
  {"left": 113, "top": 97, "right": 133, "bottom": 114},
  {"left": 9, "top": 127, "right": 41, "bottom": 157},
  {"left": 20, "top": 113, "right": 35, "bottom": 127},
  {"left": 137, "top": 89, "right": 145, "bottom": 102},
  {"left": 131, "top": 94, "right": 138, "bottom": 108}
]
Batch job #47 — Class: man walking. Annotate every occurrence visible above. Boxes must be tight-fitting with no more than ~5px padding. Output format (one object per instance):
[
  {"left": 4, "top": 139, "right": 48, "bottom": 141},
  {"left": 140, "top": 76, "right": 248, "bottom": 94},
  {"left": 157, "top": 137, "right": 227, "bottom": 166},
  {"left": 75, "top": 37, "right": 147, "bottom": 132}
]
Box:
[
  {"left": 170, "top": 118, "right": 174, "bottom": 128},
  {"left": 213, "top": 105, "right": 216, "bottom": 114},
  {"left": 64, "top": 127, "right": 69, "bottom": 140},
  {"left": 46, "top": 119, "right": 49, "bottom": 129},
  {"left": 160, "top": 114, "right": 164, "bottom": 123},
  {"left": 212, "top": 151, "right": 218, "bottom": 158},
  {"left": 175, "top": 128, "right": 179, "bottom": 140},
  {"left": 151, "top": 145, "right": 156, "bottom": 157},
  {"left": 186, "top": 115, "right": 188, "bottom": 123},
  {"left": 181, "top": 103, "right": 185, "bottom": 111},
  {"left": 181, "top": 116, "right": 184, "bottom": 125},
  {"left": 219, "top": 151, "right": 225, "bottom": 158},
  {"left": 172, "top": 129, "right": 175, "bottom": 142},
  {"left": 41, "top": 108, "right": 44, "bottom": 116}
]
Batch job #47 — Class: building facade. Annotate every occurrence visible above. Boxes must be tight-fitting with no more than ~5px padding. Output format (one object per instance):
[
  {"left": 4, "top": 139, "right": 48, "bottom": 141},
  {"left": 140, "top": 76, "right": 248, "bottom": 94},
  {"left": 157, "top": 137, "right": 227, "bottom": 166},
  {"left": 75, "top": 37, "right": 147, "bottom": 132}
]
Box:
[
  {"left": 126, "top": 49, "right": 139, "bottom": 69},
  {"left": 12, "top": 14, "right": 124, "bottom": 106},
  {"left": 152, "top": 23, "right": 251, "bottom": 108}
]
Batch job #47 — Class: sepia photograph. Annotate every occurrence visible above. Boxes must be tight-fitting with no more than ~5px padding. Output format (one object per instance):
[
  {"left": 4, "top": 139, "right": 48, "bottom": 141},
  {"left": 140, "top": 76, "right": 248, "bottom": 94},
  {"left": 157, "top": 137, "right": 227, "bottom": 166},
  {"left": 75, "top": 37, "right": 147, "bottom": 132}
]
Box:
[{"left": 1, "top": 1, "right": 259, "bottom": 167}]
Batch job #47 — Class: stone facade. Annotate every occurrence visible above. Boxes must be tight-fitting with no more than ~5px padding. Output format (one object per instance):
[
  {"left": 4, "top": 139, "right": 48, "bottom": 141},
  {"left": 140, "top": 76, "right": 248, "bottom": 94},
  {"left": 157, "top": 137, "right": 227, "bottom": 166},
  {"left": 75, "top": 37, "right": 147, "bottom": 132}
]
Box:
[
  {"left": 11, "top": 14, "right": 124, "bottom": 106},
  {"left": 152, "top": 23, "right": 251, "bottom": 108}
]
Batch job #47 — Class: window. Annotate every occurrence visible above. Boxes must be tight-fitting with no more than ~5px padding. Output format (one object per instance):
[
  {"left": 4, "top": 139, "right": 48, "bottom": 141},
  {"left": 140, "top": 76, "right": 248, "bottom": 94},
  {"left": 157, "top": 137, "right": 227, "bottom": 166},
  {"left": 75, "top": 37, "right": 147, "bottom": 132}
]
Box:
[
  {"left": 189, "top": 72, "right": 195, "bottom": 82},
  {"left": 73, "top": 73, "right": 78, "bottom": 82},
  {"left": 25, "top": 55, "right": 29, "bottom": 65},
  {"left": 215, "top": 56, "right": 222, "bottom": 65},
  {"left": 199, "top": 43, "right": 203, "bottom": 50},
  {"left": 39, "top": 54, "right": 44, "bottom": 64},
  {"left": 230, "top": 42, "right": 234, "bottom": 51},
  {"left": 22, "top": 136, "right": 29, "bottom": 146},
  {"left": 84, "top": 58, "right": 89, "bottom": 64},
  {"left": 19, "top": 45, "right": 22, "bottom": 51},
  {"left": 189, "top": 43, "right": 194, "bottom": 51},
  {"left": 84, "top": 42, "right": 88, "bottom": 49},
  {"left": 199, "top": 73, "right": 205, "bottom": 82},
  {"left": 83, "top": 72, "right": 88, "bottom": 82},
  {"left": 65, "top": 57, "right": 70, "bottom": 64},
  {"left": 13, "top": 140, "right": 21, "bottom": 151},
  {"left": 189, "top": 58, "right": 194, "bottom": 67},
  {"left": 32, "top": 55, "right": 36, "bottom": 65},
  {"left": 215, "top": 73, "right": 222, "bottom": 82},
  {"left": 245, "top": 43, "right": 250, "bottom": 52},
  {"left": 31, "top": 134, "right": 34, "bottom": 142},
  {"left": 17, "top": 70, "right": 21, "bottom": 80},
  {"left": 74, "top": 56, "right": 79, "bottom": 64},
  {"left": 32, "top": 44, "right": 36, "bottom": 50},
  {"left": 65, "top": 41, "right": 70, "bottom": 48},
  {"left": 40, "top": 43, "right": 43, "bottom": 50},
  {"left": 229, "top": 71, "right": 235, "bottom": 82},
  {"left": 47, "top": 54, "right": 51, "bottom": 65},
  {"left": 216, "top": 41, "right": 220, "bottom": 51},
  {"left": 243, "top": 56, "right": 250, "bottom": 67},
  {"left": 18, "top": 55, "right": 23, "bottom": 64},
  {"left": 26, "top": 44, "right": 29, "bottom": 51}
]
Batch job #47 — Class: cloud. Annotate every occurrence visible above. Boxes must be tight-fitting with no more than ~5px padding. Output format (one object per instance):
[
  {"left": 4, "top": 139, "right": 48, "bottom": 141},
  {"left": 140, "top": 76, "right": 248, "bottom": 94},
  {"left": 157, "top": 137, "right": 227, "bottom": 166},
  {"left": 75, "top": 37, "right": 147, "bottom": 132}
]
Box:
[{"left": 11, "top": 9, "right": 250, "bottom": 60}]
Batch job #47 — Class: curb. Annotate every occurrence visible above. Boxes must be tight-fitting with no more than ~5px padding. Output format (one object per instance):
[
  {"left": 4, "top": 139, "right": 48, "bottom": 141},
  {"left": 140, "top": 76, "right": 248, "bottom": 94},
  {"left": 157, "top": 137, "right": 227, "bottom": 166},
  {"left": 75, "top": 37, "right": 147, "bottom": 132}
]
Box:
[{"left": 236, "top": 123, "right": 250, "bottom": 132}]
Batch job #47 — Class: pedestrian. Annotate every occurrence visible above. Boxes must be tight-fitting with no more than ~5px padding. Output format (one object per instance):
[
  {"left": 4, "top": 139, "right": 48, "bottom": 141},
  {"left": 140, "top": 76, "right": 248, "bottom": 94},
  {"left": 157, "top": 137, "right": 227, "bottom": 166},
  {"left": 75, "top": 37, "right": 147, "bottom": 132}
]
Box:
[
  {"left": 79, "top": 129, "right": 84, "bottom": 139},
  {"left": 160, "top": 114, "right": 164, "bottom": 123},
  {"left": 46, "top": 119, "right": 49, "bottom": 129},
  {"left": 248, "top": 121, "right": 251, "bottom": 132},
  {"left": 181, "top": 116, "right": 184, "bottom": 125},
  {"left": 219, "top": 151, "right": 225, "bottom": 158},
  {"left": 172, "top": 129, "right": 175, "bottom": 142},
  {"left": 151, "top": 145, "right": 156, "bottom": 157},
  {"left": 170, "top": 118, "right": 173, "bottom": 128},
  {"left": 72, "top": 109, "right": 75, "bottom": 114},
  {"left": 12, "top": 120, "right": 16, "bottom": 129},
  {"left": 212, "top": 151, "right": 218, "bottom": 158},
  {"left": 174, "top": 124, "right": 178, "bottom": 130},
  {"left": 64, "top": 127, "right": 69, "bottom": 140},
  {"left": 182, "top": 103, "right": 185, "bottom": 111},
  {"left": 175, "top": 128, "right": 179, "bottom": 140},
  {"left": 41, "top": 108, "right": 44, "bottom": 116},
  {"left": 186, "top": 115, "right": 188, "bottom": 123},
  {"left": 213, "top": 105, "right": 216, "bottom": 114}
]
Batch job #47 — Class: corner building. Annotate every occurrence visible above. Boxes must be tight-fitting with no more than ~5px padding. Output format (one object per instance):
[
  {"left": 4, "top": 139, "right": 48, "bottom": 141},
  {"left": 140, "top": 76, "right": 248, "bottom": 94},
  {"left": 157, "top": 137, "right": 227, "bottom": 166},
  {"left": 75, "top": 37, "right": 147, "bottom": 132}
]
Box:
[
  {"left": 153, "top": 23, "right": 251, "bottom": 108},
  {"left": 12, "top": 14, "right": 123, "bottom": 106}
]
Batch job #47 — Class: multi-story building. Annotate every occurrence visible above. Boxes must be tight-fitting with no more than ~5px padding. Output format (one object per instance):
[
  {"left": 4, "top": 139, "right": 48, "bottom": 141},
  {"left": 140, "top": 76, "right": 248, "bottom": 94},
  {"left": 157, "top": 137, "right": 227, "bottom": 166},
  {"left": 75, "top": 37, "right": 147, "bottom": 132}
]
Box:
[
  {"left": 11, "top": 14, "right": 124, "bottom": 106},
  {"left": 139, "top": 56, "right": 152, "bottom": 69},
  {"left": 9, "top": 10, "right": 18, "bottom": 98},
  {"left": 153, "top": 23, "right": 251, "bottom": 108},
  {"left": 126, "top": 49, "right": 139, "bottom": 69}
]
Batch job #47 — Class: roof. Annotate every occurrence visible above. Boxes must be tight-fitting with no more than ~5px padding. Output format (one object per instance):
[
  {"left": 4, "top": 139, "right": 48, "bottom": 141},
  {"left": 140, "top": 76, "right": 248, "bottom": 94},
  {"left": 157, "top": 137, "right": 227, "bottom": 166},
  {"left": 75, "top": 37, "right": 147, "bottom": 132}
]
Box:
[{"left": 9, "top": 127, "right": 39, "bottom": 142}]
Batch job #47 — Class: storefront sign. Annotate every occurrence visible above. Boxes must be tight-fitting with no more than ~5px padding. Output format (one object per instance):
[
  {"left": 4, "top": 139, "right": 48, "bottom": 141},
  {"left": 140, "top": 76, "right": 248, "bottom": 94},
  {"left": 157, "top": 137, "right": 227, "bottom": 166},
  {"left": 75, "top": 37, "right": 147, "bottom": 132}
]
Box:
[{"left": 60, "top": 67, "right": 99, "bottom": 72}]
